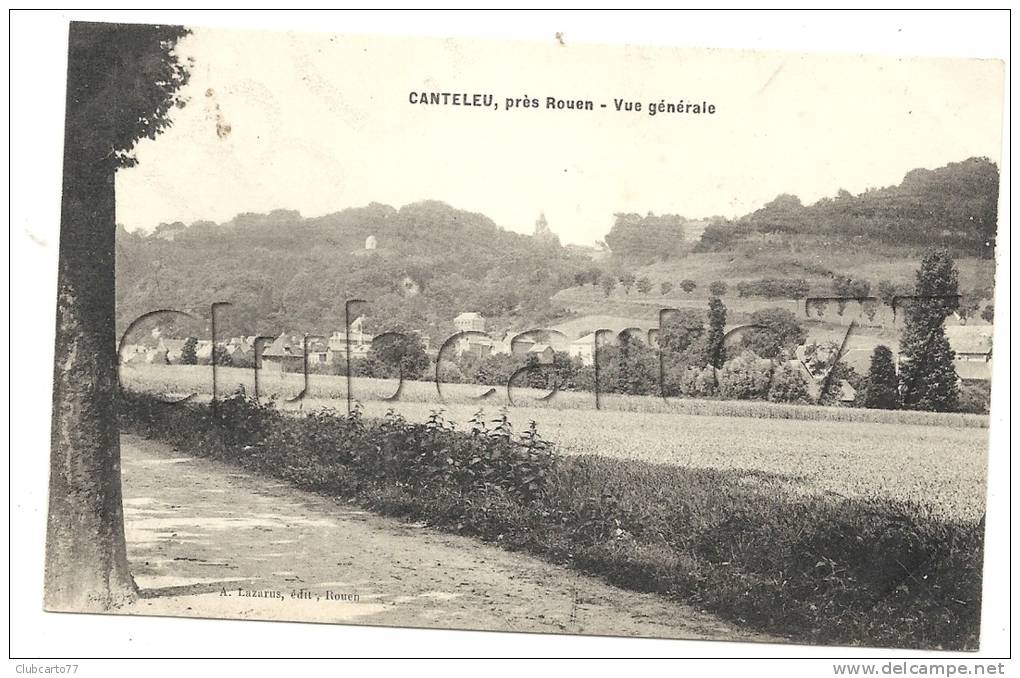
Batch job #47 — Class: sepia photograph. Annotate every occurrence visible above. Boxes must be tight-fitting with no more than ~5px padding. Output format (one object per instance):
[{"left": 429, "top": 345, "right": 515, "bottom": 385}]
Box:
[{"left": 9, "top": 9, "right": 1011, "bottom": 667}]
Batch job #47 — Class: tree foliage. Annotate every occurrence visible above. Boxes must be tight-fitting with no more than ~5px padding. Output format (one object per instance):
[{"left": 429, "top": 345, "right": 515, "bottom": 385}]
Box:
[
  {"left": 604, "top": 212, "right": 686, "bottom": 262},
  {"left": 899, "top": 249, "right": 960, "bottom": 412},
  {"left": 863, "top": 345, "right": 899, "bottom": 410},
  {"left": 117, "top": 201, "right": 593, "bottom": 341},
  {"left": 368, "top": 332, "right": 430, "bottom": 381},
  {"left": 65, "top": 22, "right": 191, "bottom": 171},
  {"left": 181, "top": 336, "right": 198, "bottom": 365},
  {"left": 740, "top": 308, "right": 806, "bottom": 360},
  {"left": 694, "top": 158, "right": 999, "bottom": 257},
  {"left": 705, "top": 296, "right": 728, "bottom": 368},
  {"left": 768, "top": 362, "right": 810, "bottom": 403}
]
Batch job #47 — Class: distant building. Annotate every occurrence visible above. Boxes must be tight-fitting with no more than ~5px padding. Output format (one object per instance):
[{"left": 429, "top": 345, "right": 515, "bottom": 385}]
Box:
[
  {"left": 836, "top": 379, "right": 858, "bottom": 403},
  {"left": 490, "top": 330, "right": 515, "bottom": 356},
  {"left": 945, "top": 324, "right": 993, "bottom": 382},
  {"left": 195, "top": 340, "right": 213, "bottom": 363},
  {"left": 454, "top": 312, "right": 486, "bottom": 334},
  {"left": 224, "top": 339, "right": 255, "bottom": 366},
  {"left": 306, "top": 337, "right": 330, "bottom": 366},
  {"left": 365, "top": 235, "right": 377, "bottom": 250},
  {"left": 328, "top": 316, "right": 373, "bottom": 363},
  {"left": 509, "top": 335, "right": 537, "bottom": 358},
  {"left": 568, "top": 333, "right": 599, "bottom": 366},
  {"left": 159, "top": 338, "right": 187, "bottom": 364},
  {"left": 261, "top": 333, "right": 305, "bottom": 372},
  {"left": 945, "top": 325, "right": 993, "bottom": 361},
  {"left": 456, "top": 334, "right": 495, "bottom": 360},
  {"left": 533, "top": 212, "right": 559, "bottom": 245},
  {"left": 895, "top": 324, "right": 993, "bottom": 384},
  {"left": 527, "top": 343, "right": 555, "bottom": 365}
]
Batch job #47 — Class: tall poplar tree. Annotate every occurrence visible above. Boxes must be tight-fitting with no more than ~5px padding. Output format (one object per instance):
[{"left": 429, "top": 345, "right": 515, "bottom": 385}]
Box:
[
  {"left": 898, "top": 249, "right": 960, "bottom": 412},
  {"left": 863, "top": 345, "right": 899, "bottom": 410},
  {"left": 705, "top": 296, "right": 728, "bottom": 368}
]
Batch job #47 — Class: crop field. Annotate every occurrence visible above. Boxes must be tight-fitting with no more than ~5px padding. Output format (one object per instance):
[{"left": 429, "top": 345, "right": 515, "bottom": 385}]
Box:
[{"left": 122, "top": 364, "right": 990, "bottom": 520}]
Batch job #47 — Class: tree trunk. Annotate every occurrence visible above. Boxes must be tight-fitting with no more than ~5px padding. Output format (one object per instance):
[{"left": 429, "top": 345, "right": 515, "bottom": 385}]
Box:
[{"left": 44, "top": 165, "right": 136, "bottom": 611}]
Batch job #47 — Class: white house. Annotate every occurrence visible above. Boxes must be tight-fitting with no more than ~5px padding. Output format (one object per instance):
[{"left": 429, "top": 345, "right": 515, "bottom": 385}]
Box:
[
  {"left": 527, "top": 343, "right": 555, "bottom": 365},
  {"left": 454, "top": 312, "right": 486, "bottom": 334},
  {"left": 569, "top": 333, "right": 599, "bottom": 366},
  {"left": 945, "top": 324, "right": 993, "bottom": 382},
  {"left": 328, "top": 316, "right": 374, "bottom": 363}
]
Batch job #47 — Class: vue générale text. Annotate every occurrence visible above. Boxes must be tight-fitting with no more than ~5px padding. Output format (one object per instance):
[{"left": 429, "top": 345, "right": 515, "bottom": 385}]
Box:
[{"left": 408, "top": 92, "right": 717, "bottom": 116}]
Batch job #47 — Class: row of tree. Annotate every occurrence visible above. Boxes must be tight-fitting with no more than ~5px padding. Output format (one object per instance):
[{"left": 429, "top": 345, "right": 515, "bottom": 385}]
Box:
[{"left": 694, "top": 158, "right": 999, "bottom": 257}]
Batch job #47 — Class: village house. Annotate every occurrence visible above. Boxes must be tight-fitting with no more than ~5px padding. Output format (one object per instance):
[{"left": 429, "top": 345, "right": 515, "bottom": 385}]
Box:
[
  {"left": 567, "top": 329, "right": 648, "bottom": 366},
  {"left": 944, "top": 324, "right": 993, "bottom": 382},
  {"left": 451, "top": 313, "right": 498, "bottom": 359},
  {"left": 157, "top": 338, "right": 188, "bottom": 364},
  {"left": 490, "top": 330, "right": 515, "bottom": 356},
  {"left": 223, "top": 336, "right": 257, "bottom": 366},
  {"left": 456, "top": 334, "right": 495, "bottom": 359},
  {"left": 894, "top": 324, "right": 993, "bottom": 384},
  {"left": 527, "top": 343, "right": 555, "bottom": 365},
  {"left": 454, "top": 312, "right": 486, "bottom": 334},
  {"left": 568, "top": 333, "right": 599, "bottom": 366},
  {"left": 261, "top": 333, "right": 305, "bottom": 372},
  {"left": 195, "top": 340, "right": 214, "bottom": 363},
  {"left": 509, "top": 335, "right": 537, "bottom": 358},
  {"left": 309, "top": 338, "right": 330, "bottom": 366},
  {"left": 327, "top": 316, "right": 374, "bottom": 364}
]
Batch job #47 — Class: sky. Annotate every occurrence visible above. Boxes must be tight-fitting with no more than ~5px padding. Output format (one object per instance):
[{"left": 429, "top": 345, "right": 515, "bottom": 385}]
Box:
[{"left": 116, "top": 27, "right": 1005, "bottom": 246}]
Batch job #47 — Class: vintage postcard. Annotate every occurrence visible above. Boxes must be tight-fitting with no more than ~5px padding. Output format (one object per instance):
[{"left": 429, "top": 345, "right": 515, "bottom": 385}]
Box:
[{"left": 43, "top": 20, "right": 1003, "bottom": 653}]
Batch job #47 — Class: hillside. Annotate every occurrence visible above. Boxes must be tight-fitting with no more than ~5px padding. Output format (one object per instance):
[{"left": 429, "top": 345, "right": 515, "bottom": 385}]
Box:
[
  {"left": 117, "top": 157, "right": 999, "bottom": 346},
  {"left": 558, "top": 157, "right": 998, "bottom": 320},
  {"left": 547, "top": 158, "right": 999, "bottom": 369},
  {"left": 116, "top": 201, "right": 588, "bottom": 340},
  {"left": 696, "top": 157, "right": 999, "bottom": 257}
]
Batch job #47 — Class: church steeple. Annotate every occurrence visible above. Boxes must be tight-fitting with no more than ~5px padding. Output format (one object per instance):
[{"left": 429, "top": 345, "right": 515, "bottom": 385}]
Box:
[{"left": 533, "top": 212, "right": 558, "bottom": 245}]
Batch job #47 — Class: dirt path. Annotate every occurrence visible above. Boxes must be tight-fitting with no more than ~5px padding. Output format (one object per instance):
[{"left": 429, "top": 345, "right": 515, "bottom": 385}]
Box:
[{"left": 120, "top": 433, "right": 777, "bottom": 643}]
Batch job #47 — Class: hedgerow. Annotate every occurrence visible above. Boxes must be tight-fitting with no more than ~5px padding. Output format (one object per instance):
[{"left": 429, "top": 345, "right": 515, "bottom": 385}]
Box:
[{"left": 120, "top": 391, "right": 984, "bottom": 650}]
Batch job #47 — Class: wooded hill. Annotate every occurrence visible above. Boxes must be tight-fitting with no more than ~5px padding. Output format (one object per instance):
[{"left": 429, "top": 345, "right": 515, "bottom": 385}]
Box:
[
  {"left": 116, "top": 201, "right": 587, "bottom": 340},
  {"left": 694, "top": 157, "right": 999, "bottom": 258}
]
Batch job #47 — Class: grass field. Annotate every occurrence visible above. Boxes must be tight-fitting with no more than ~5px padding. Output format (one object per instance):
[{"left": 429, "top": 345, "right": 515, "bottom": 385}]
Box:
[
  {"left": 122, "top": 364, "right": 990, "bottom": 520},
  {"left": 123, "top": 390, "right": 988, "bottom": 649}
]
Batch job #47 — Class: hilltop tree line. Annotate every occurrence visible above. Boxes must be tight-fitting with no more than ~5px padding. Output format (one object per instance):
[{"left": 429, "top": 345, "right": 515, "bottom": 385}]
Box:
[
  {"left": 603, "top": 212, "right": 688, "bottom": 263},
  {"left": 695, "top": 158, "right": 999, "bottom": 258}
]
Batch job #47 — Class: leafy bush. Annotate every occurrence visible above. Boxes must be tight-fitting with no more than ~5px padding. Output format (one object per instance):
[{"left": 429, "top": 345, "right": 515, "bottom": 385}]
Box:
[
  {"left": 436, "top": 359, "right": 466, "bottom": 384},
  {"left": 736, "top": 278, "right": 810, "bottom": 299},
  {"left": 740, "top": 307, "right": 807, "bottom": 360},
  {"left": 718, "top": 351, "right": 774, "bottom": 400},
  {"left": 768, "top": 362, "right": 809, "bottom": 403},
  {"left": 678, "top": 365, "right": 718, "bottom": 397},
  {"left": 957, "top": 382, "right": 991, "bottom": 415}
]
